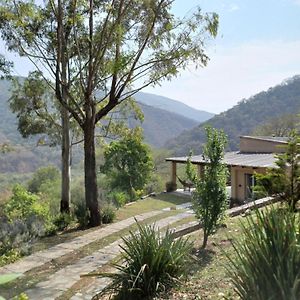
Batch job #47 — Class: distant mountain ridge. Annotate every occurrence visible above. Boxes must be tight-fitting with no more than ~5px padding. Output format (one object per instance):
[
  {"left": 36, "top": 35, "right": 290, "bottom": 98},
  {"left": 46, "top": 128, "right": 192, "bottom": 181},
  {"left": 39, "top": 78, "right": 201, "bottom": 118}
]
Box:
[
  {"left": 165, "top": 76, "right": 300, "bottom": 155},
  {"left": 131, "top": 103, "right": 198, "bottom": 147},
  {"left": 134, "top": 92, "right": 214, "bottom": 123},
  {"left": 0, "top": 79, "right": 199, "bottom": 172}
]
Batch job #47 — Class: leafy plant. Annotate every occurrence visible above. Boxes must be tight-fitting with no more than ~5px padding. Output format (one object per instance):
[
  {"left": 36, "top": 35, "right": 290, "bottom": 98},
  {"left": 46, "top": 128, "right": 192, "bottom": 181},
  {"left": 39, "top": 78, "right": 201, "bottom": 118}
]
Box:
[
  {"left": 255, "top": 131, "right": 300, "bottom": 211},
  {"left": 109, "top": 191, "right": 129, "bottom": 208},
  {"left": 226, "top": 207, "right": 300, "bottom": 300},
  {"left": 187, "top": 126, "right": 228, "bottom": 248},
  {"left": 27, "top": 165, "right": 60, "bottom": 193},
  {"left": 101, "top": 129, "right": 154, "bottom": 200},
  {"left": 53, "top": 213, "right": 72, "bottom": 231},
  {"left": 0, "top": 216, "right": 45, "bottom": 265},
  {"left": 3, "top": 185, "right": 51, "bottom": 222},
  {"left": 74, "top": 201, "right": 90, "bottom": 229},
  {"left": 94, "top": 221, "right": 193, "bottom": 299},
  {"left": 101, "top": 206, "right": 116, "bottom": 224}
]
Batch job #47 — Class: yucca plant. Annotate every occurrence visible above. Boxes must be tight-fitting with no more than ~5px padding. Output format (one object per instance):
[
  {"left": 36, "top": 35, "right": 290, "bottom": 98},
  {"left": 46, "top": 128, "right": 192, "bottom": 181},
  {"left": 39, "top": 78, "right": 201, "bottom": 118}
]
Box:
[
  {"left": 227, "top": 207, "right": 300, "bottom": 300},
  {"left": 94, "top": 221, "right": 193, "bottom": 299}
]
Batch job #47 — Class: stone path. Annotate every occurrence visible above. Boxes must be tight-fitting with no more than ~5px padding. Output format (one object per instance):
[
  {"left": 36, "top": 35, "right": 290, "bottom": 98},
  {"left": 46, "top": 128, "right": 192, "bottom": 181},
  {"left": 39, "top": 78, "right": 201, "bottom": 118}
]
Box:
[
  {"left": 21, "top": 211, "right": 193, "bottom": 300},
  {"left": 0, "top": 210, "right": 163, "bottom": 276},
  {"left": 69, "top": 212, "right": 193, "bottom": 300}
]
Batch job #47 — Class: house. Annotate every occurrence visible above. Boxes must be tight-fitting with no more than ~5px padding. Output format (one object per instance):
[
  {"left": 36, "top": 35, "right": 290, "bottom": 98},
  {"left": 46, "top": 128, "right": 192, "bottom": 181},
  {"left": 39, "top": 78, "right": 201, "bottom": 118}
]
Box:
[{"left": 166, "top": 136, "right": 289, "bottom": 202}]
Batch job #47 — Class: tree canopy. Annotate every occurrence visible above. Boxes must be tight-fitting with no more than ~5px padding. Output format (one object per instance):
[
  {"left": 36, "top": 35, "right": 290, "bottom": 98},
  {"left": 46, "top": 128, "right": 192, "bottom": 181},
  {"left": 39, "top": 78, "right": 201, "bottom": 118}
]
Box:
[
  {"left": 102, "top": 129, "right": 153, "bottom": 198},
  {"left": 0, "top": 0, "right": 218, "bottom": 226}
]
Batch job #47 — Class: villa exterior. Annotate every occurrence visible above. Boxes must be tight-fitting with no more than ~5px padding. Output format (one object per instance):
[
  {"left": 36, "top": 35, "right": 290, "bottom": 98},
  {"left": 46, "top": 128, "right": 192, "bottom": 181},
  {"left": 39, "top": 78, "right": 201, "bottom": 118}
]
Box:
[{"left": 166, "top": 136, "right": 289, "bottom": 202}]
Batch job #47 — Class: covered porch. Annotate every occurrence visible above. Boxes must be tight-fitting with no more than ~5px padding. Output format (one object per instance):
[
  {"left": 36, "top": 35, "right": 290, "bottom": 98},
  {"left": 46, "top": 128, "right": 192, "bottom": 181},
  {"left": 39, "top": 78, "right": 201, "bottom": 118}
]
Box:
[{"left": 166, "top": 151, "right": 277, "bottom": 202}]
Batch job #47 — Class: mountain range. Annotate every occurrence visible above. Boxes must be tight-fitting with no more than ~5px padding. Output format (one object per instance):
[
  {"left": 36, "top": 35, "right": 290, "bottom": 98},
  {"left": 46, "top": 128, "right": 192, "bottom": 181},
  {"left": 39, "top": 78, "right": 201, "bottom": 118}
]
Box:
[
  {"left": 165, "top": 76, "right": 300, "bottom": 155},
  {"left": 0, "top": 79, "right": 212, "bottom": 172}
]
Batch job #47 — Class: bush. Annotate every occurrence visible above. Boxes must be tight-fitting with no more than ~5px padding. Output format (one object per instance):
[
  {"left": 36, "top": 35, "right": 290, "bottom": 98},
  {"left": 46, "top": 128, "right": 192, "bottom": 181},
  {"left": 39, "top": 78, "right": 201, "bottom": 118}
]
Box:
[
  {"left": 98, "top": 222, "right": 193, "bottom": 299},
  {"left": 101, "top": 206, "right": 116, "bottom": 224},
  {"left": 53, "top": 213, "right": 72, "bottom": 231},
  {"left": 165, "top": 181, "right": 177, "bottom": 192},
  {"left": 0, "top": 215, "right": 45, "bottom": 265},
  {"left": 109, "top": 191, "right": 129, "bottom": 208},
  {"left": 227, "top": 207, "right": 300, "bottom": 300},
  {"left": 27, "top": 165, "right": 60, "bottom": 193},
  {"left": 74, "top": 201, "right": 90, "bottom": 228},
  {"left": 4, "top": 185, "right": 50, "bottom": 222}
]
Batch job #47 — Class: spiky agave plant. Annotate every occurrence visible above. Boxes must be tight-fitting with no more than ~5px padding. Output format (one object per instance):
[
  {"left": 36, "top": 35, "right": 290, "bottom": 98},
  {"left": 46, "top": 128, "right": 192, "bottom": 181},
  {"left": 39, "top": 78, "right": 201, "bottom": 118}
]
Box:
[
  {"left": 95, "top": 221, "right": 193, "bottom": 299},
  {"left": 226, "top": 207, "right": 300, "bottom": 300}
]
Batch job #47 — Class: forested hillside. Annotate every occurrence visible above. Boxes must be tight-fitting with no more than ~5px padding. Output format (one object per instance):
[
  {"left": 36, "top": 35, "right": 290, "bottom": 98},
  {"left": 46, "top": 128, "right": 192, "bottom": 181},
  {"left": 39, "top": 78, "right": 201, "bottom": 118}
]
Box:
[
  {"left": 130, "top": 103, "right": 198, "bottom": 147},
  {"left": 165, "top": 76, "right": 300, "bottom": 155},
  {"left": 0, "top": 79, "right": 198, "bottom": 172}
]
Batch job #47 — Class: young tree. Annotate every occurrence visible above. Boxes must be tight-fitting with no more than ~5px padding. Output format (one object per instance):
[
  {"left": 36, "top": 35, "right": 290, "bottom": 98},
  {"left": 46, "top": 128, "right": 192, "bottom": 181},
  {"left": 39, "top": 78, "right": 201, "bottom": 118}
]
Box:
[
  {"left": 186, "top": 127, "right": 228, "bottom": 248},
  {"left": 256, "top": 131, "right": 300, "bottom": 211},
  {"left": 101, "top": 129, "right": 153, "bottom": 199},
  {"left": 0, "top": 0, "right": 218, "bottom": 226}
]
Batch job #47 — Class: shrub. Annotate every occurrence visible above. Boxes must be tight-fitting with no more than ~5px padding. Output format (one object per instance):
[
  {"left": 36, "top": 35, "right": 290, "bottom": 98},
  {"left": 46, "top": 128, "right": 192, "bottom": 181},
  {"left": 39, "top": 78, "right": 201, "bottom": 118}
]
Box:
[
  {"left": 4, "top": 185, "right": 50, "bottom": 222},
  {"left": 74, "top": 201, "right": 90, "bottom": 228},
  {"left": 109, "top": 191, "right": 129, "bottom": 208},
  {"left": 0, "top": 215, "right": 45, "bottom": 265},
  {"left": 53, "top": 213, "right": 72, "bottom": 231},
  {"left": 165, "top": 181, "right": 177, "bottom": 192},
  {"left": 97, "top": 222, "right": 193, "bottom": 299},
  {"left": 27, "top": 165, "right": 60, "bottom": 193},
  {"left": 227, "top": 207, "right": 300, "bottom": 300},
  {"left": 101, "top": 206, "right": 116, "bottom": 224}
]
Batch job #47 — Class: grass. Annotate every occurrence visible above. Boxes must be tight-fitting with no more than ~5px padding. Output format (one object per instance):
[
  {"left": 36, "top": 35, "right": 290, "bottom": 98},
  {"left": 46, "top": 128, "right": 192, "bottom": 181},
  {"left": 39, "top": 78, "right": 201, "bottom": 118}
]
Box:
[
  {"left": 30, "top": 193, "right": 189, "bottom": 253},
  {"left": 115, "top": 193, "right": 189, "bottom": 221},
  {"left": 157, "top": 215, "right": 243, "bottom": 300},
  {"left": 0, "top": 210, "right": 182, "bottom": 299}
]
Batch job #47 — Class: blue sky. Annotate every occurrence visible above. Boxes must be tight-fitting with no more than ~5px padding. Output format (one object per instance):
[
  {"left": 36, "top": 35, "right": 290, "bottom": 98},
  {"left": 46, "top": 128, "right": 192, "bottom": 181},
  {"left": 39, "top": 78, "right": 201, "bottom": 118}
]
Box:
[
  {"left": 2, "top": 0, "right": 300, "bottom": 113},
  {"left": 145, "top": 0, "right": 300, "bottom": 113}
]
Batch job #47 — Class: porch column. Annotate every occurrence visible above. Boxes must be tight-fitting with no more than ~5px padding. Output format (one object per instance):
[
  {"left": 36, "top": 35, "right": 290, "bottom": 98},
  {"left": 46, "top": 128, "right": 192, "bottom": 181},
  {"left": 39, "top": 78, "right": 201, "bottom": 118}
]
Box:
[
  {"left": 231, "top": 166, "right": 237, "bottom": 199},
  {"left": 197, "top": 164, "right": 204, "bottom": 179},
  {"left": 171, "top": 161, "right": 177, "bottom": 185}
]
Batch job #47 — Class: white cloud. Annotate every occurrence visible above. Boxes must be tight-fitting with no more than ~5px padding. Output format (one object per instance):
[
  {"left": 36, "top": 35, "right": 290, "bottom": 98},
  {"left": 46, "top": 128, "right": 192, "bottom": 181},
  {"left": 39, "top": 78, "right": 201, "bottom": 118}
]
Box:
[{"left": 145, "top": 39, "right": 300, "bottom": 113}]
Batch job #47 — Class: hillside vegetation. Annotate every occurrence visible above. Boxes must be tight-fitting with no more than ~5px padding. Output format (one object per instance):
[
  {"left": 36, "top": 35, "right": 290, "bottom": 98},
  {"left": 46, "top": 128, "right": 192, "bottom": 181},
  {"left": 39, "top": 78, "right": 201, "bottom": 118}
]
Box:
[
  {"left": 0, "top": 79, "right": 198, "bottom": 173},
  {"left": 165, "top": 76, "right": 300, "bottom": 155}
]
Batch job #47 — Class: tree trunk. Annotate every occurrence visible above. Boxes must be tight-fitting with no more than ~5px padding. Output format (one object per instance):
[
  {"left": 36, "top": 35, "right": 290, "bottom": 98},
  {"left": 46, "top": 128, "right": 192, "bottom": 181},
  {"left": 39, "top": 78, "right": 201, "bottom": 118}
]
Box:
[
  {"left": 60, "top": 106, "right": 71, "bottom": 213},
  {"left": 202, "top": 231, "right": 208, "bottom": 249},
  {"left": 84, "top": 121, "right": 101, "bottom": 226}
]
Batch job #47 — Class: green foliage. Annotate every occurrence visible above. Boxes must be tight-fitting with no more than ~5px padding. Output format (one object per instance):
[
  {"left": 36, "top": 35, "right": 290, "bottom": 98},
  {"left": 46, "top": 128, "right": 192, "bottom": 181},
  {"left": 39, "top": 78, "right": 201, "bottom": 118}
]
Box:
[
  {"left": 4, "top": 185, "right": 47, "bottom": 221},
  {"left": 187, "top": 127, "right": 228, "bottom": 248},
  {"left": 255, "top": 131, "right": 300, "bottom": 210},
  {"left": 101, "top": 206, "right": 116, "bottom": 224},
  {"left": 96, "top": 222, "right": 193, "bottom": 299},
  {"left": 27, "top": 165, "right": 60, "bottom": 193},
  {"left": 0, "top": 216, "right": 45, "bottom": 263},
  {"left": 101, "top": 130, "right": 154, "bottom": 200},
  {"left": 108, "top": 191, "right": 129, "bottom": 208},
  {"left": 0, "top": 249, "right": 21, "bottom": 267},
  {"left": 74, "top": 202, "right": 90, "bottom": 229},
  {"left": 227, "top": 207, "right": 300, "bottom": 300},
  {"left": 52, "top": 213, "right": 72, "bottom": 231}
]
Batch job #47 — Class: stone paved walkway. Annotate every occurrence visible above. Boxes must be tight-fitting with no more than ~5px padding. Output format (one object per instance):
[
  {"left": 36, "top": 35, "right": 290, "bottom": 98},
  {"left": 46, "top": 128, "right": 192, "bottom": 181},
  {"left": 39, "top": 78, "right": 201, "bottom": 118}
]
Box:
[
  {"left": 22, "top": 212, "right": 193, "bottom": 300},
  {"left": 0, "top": 210, "right": 163, "bottom": 277}
]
